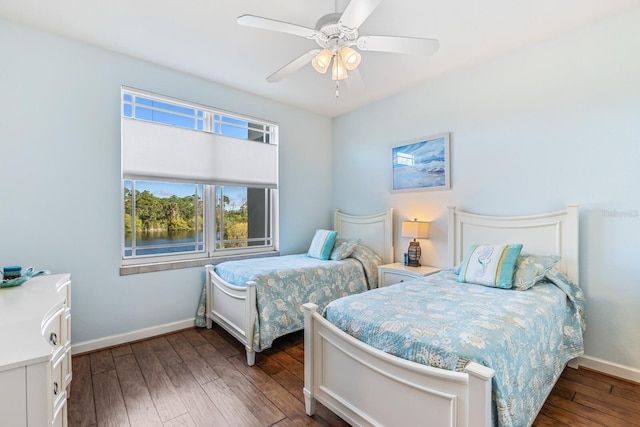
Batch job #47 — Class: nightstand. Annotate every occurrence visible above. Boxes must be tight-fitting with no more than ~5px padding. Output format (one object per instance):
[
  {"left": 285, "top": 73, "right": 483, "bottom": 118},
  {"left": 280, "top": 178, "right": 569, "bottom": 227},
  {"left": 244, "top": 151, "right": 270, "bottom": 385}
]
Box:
[{"left": 378, "top": 262, "right": 442, "bottom": 287}]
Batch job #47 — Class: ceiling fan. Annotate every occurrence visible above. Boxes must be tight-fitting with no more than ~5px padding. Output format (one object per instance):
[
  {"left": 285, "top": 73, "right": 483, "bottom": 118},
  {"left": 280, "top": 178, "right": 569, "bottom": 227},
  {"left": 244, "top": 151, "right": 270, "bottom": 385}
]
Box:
[{"left": 237, "top": 0, "right": 439, "bottom": 90}]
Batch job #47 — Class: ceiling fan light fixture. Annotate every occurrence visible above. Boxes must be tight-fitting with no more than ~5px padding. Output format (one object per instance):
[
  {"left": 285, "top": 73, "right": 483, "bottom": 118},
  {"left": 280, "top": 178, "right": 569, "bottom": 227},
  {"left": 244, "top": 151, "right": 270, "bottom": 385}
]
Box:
[
  {"left": 339, "top": 46, "right": 361, "bottom": 71},
  {"left": 331, "top": 54, "right": 348, "bottom": 81},
  {"left": 311, "top": 48, "right": 332, "bottom": 74}
]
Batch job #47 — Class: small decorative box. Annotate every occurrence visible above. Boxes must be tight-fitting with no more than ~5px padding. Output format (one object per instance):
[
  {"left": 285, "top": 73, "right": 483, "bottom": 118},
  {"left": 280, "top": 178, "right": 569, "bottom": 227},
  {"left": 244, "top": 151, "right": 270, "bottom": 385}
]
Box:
[{"left": 3, "top": 265, "right": 22, "bottom": 280}]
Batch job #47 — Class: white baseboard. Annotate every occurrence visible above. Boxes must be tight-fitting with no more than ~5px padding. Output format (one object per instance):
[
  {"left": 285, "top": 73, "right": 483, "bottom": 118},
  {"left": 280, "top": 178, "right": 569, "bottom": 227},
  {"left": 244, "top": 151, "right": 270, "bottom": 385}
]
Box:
[
  {"left": 71, "top": 318, "right": 196, "bottom": 355},
  {"left": 579, "top": 355, "right": 640, "bottom": 383}
]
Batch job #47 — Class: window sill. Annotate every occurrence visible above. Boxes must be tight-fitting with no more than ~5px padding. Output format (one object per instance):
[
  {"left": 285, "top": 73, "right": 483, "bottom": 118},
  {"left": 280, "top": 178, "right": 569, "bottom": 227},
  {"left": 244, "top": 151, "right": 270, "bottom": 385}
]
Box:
[{"left": 119, "top": 251, "right": 280, "bottom": 276}]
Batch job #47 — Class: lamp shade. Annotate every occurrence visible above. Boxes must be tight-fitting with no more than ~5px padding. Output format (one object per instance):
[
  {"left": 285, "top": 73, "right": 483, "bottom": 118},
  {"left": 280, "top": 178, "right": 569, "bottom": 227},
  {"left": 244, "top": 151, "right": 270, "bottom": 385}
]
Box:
[
  {"left": 331, "top": 54, "right": 348, "bottom": 80},
  {"left": 339, "top": 46, "right": 361, "bottom": 71},
  {"left": 311, "top": 49, "right": 332, "bottom": 74},
  {"left": 401, "top": 220, "right": 430, "bottom": 239}
]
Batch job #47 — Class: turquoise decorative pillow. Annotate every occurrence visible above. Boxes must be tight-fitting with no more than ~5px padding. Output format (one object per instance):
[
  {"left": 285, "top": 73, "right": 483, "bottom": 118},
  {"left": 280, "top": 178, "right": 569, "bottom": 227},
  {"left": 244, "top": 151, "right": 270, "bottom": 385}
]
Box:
[
  {"left": 457, "top": 244, "right": 523, "bottom": 288},
  {"left": 512, "top": 253, "right": 560, "bottom": 290},
  {"left": 330, "top": 237, "right": 360, "bottom": 260},
  {"left": 307, "top": 229, "right": 338, "bottom": 260}
]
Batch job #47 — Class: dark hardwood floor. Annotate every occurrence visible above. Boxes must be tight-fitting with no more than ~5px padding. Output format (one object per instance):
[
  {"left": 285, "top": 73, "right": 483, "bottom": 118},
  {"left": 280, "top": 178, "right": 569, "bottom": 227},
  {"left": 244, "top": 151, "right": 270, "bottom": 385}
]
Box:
[{"left": 68, "top": 326, "right": 640, "bottom": 426}]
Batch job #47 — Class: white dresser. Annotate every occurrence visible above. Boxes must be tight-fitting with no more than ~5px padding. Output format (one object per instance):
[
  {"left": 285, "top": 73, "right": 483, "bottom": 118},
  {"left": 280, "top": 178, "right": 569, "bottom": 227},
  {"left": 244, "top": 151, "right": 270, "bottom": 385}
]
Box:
[{"left": 0, "top": 273, "right": 72, "bottom": 427}]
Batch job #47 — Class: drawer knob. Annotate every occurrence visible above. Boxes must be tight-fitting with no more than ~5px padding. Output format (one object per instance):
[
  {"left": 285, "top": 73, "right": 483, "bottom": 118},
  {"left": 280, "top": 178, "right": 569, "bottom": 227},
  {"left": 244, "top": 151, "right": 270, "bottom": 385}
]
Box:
[
  {"left": 53, "top": 382, "right": 59, "bottom": 395},
  {"left": 50, "top": 332, "right": 58, "bottom": 346}
]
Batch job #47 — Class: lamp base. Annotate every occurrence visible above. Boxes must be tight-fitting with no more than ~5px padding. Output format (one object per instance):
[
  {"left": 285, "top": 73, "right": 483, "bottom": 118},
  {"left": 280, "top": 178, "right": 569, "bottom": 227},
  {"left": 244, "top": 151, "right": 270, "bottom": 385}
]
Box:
[{"left": 407, "top": 240, "right": 421, "bottom": 267}]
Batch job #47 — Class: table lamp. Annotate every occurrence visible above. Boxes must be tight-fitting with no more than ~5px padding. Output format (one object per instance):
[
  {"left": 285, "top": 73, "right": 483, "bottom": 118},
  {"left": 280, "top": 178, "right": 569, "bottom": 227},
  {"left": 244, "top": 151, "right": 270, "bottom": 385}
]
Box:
[{"left": 401, "top": 219, "right": 430, "bottom": 267}]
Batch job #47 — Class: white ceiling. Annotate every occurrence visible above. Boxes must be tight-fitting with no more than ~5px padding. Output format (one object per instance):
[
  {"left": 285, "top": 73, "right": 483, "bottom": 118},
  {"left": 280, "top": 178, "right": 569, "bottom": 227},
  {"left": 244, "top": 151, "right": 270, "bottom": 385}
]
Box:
[{"left": 1, "top": 0, "right": 637, "bottom": 117}]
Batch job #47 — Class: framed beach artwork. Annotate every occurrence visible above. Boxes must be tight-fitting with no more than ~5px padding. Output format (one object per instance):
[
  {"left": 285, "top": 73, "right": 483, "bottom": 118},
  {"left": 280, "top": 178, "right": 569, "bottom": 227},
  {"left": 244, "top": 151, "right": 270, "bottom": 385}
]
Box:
[{"left": 392, "top": 133, "right": 450, "bottom": 191}]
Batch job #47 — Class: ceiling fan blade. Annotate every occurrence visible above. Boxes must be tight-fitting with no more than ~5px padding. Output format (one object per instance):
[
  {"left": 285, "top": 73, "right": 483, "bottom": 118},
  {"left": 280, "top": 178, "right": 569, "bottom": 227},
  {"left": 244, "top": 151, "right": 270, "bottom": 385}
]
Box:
[
  {"left": 339, "top": 0, "right": 383, "bottom": 31},
  {"left": 357, "top": 35, "right": 439, "bottom": 55},
  {"left": 237, "top": 14, "right": 318, "bottom": 39},
  {"left": 266, "top": 49, "right": 322, "bottom": 83}
]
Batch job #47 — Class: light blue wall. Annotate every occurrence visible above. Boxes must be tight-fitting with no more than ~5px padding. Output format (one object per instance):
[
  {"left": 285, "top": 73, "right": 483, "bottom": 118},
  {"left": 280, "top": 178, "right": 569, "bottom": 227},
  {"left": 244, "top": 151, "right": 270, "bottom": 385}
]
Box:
[
  {"left": 333, "top": 8, "right": 640, "bottom": 373},
  {"left": 0, "top": 19, "right": 333, "bottom": 344}
]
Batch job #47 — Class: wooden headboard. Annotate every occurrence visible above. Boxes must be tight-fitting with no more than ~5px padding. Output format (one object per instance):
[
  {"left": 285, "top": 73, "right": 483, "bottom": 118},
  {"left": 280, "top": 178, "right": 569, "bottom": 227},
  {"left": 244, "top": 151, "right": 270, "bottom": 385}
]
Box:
[
  {"left": 334, "top": 209, "right": 394, "bottom": 264},
  {"left": 448, "top": 205, "right": 579, "bottom": 283}
]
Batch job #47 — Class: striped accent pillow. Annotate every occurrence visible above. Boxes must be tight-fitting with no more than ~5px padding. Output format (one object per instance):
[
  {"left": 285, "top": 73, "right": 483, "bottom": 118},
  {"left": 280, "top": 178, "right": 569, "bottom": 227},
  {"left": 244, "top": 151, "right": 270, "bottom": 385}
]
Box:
[
  {"left": 457, "top": 244, "right": 523, "bottom": 288},
  {"left": 307, "top": 229, "right": 338, "bottom": 260}
]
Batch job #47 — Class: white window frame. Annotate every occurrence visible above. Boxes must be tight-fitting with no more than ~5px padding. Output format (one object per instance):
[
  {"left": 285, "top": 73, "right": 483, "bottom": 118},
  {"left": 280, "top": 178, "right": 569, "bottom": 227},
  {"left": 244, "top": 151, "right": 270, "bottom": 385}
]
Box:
[{"left": 121, "top": 87, "right": 279, "bottom": 270}]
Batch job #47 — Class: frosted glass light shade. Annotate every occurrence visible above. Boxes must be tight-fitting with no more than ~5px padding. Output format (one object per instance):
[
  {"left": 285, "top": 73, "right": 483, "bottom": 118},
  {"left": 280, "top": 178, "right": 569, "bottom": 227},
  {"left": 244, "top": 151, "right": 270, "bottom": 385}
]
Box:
[
  {"left": 311, "top": 49, "right": 332, "bottom": 73},
  {"left": 331, "top": 55, "right": 348, "bottom": 80},
  {"left": 339, "top": 46, "right": 361, "bottom": 71}
]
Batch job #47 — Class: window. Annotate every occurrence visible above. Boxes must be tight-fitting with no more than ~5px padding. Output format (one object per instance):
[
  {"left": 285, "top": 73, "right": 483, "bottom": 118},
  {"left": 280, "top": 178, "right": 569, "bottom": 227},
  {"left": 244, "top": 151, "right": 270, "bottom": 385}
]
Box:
[{"left": 121, "top": 87, "right": 278, "bottom": 267}]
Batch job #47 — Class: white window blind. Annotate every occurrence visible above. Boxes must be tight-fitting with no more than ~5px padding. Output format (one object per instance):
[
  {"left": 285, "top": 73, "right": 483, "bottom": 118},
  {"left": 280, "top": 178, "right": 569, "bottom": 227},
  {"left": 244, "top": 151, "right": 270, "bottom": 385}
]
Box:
[{"left": 122, "top": 118, "right": 278, "bottom": 188}]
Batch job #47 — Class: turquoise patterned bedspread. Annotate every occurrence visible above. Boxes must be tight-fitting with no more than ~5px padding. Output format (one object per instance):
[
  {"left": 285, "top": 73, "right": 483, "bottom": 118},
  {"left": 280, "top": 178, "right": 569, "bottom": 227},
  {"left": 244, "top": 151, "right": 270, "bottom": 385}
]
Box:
[
  {"left": 323, "top": 269, "right": 586, "bottom": 427},
  {"left": 214, "top": 253, "right": 372, "bottom": 352}
]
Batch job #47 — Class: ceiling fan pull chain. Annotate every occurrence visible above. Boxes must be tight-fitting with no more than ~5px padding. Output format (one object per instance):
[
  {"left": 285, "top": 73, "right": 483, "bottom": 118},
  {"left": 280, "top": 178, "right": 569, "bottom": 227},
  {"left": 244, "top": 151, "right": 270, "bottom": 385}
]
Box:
[{"left": 335, "top": 80, "right": 340, "bottom": 98}]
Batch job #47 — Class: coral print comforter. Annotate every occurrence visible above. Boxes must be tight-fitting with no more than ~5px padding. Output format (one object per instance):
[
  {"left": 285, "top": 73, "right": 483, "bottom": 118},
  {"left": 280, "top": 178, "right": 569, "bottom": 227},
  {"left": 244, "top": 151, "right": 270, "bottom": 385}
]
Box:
[
  {"left": 214, "top": 249, "right": 381, "bottom": 352},
  {"left": 323, "top": 269, "right": 586, "bottom": 427}
]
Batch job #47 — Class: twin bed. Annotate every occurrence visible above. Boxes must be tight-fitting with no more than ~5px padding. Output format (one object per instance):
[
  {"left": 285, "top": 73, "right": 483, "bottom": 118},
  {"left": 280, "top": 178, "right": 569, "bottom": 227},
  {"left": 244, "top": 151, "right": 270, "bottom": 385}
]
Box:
[
  {"left": 204, "top": 209, "right": 393, "bottom": 366},
  {"left": 303, "top": 205, "right": 584, "bottom": 427},
  {"left": 203, "top": 205, "right": 584, "bottom": 426}
]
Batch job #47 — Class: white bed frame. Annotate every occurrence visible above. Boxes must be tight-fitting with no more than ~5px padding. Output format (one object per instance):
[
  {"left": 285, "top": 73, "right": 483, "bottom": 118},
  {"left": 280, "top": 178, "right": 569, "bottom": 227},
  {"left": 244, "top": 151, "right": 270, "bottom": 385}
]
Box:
[
  {"left": 204, "top": 209, "right": 394, "bottom": 366},
  {"left": 303, "top": 205, "right": 579, "bottom": 427}
]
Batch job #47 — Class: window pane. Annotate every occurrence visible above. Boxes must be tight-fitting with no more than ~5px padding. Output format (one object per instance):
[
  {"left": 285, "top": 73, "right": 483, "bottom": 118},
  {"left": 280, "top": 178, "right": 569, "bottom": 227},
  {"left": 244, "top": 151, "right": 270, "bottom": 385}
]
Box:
[
  {"left": 216, "top": 186, "right": 270, "bottom": 250},
  {"left": 221, "top": 116, "right": 249, "bottom": 139},
  {"left": 124, "top": 180, "right": 204, "bottom": 257},
  {"left": 132, "top": 96, "right": 198, "bottom": 129}
]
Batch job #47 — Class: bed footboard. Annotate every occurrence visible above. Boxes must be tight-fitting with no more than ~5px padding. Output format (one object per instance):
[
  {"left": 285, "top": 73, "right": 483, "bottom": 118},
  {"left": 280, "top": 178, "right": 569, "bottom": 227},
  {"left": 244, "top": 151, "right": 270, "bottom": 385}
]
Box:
[
  {"left": 205, "top": 265, "right": 258, "bottom": 365},
  {"left": 303, "top": 303, "right": 494, "bottom": 427}
]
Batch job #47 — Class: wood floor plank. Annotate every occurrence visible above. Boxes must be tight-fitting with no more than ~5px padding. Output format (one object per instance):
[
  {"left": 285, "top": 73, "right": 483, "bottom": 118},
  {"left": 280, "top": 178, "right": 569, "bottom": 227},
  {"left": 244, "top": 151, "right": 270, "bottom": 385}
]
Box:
[
  {"left": 270, "top": 348, "right": 305, "bottom": 381},
  {"left": 165, "top": 331, "right": 220, "bottom": 386},
  {"left": 130, "top": 340, "right": 188, "bottom": 422},
  {"left": 611, "top": 382, "right": 640, "bottom": 403},
  {"left": 196, "top": 343, "right": 285, "bottom": 425},
  {"left": 67, "top": 354, "right": 96, "bottom": 427},
  {"left": 225, "top": 350, "right": 330, "bottom": 427},
  {"left": 201, "top": 378, "right": 264, "bottom": 427},
  {"left": 111, "top": 344, "right": 133, "bottom": 358},
  {"left": 198, "top": 325, "right": 243, "bottom": 358},
  {"left": 114, "top": 353, "right": 163, "bottom": 426},
  {"left": 560, "top": 367, "right": 613, "bottom": 393},
  {"left": 579, "top": 367, "right": 639, "bottom": 391},
  {"left": 180, "top": 328, "right": 210, "bottom": 347},
  {"left": 90, "top": 348, "right": 115, "bottom": 375},
  {"left": 573, "top": 391, "right": 640, "bottom": 425},
  {"left": 164, "top": 362, "right": 230, "bottom": 427},
  {"left": 93, "top": 370, "right": 130, "bottom": 427},
  {"left": 532, "top": 411, "right": 571, "bottom": 427},
  {"left": 544, "top": 393, "right": 631, "bottom": 427},
  {"left": 163, "top": 413, "right": 197, "bottom": 427},
  {"left": 148, "top": 335, "right": 183, "bottom": 368}
]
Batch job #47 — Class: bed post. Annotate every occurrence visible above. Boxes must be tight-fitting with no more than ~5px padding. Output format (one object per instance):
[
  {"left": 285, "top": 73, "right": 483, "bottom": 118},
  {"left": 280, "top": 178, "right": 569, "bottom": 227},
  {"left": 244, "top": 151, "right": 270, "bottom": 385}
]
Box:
[
  {"left": 447, "top": 206, "right": 457, "bottom": 268},
  {"left": 204, "top": 265, "right": 214, "bottom": 329},
  {"left": 303, "top": 303, "right": 318, "bottom": 416},
  {"left": 245, "top": 281, "right": 258, "bottom": 366},
  {"left": 465, "top": 362, "right": 495, "bottom": 427}
]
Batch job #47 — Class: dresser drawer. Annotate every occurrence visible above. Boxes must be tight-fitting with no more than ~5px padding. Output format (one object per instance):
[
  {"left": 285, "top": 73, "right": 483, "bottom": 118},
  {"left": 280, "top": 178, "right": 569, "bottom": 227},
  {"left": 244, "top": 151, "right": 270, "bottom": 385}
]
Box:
[
  {"left": 52, "top": 351, "right": 66, "bottom": 413},
  {"left": 62, "top": 345, "right": 72, "bottom": 389},
  {"left": 42, "top": 308, "right": 64, "bottom": 349}
]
